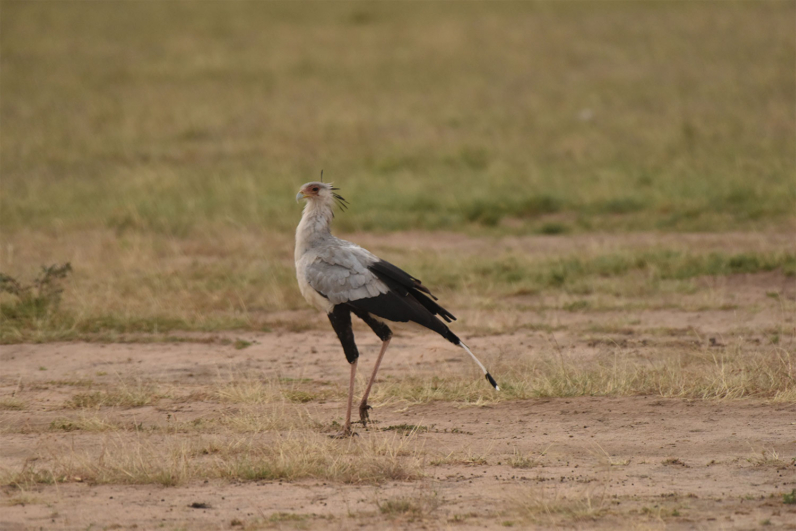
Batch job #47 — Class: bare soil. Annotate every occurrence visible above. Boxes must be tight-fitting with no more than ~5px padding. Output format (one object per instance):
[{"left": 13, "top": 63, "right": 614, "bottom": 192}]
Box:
[
  {"left": 1, "top": 234, "right": 795, "bottom": 530},
  {"left": 2, "top": 397, "right": 796, "bottom": 530},
  {"left": 3, "top": 339, "right": 795, "bottom": 528}
]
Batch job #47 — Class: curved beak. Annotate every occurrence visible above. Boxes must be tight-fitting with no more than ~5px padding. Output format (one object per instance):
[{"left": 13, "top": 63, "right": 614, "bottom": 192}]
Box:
[{"left": 296, "top": 191, "right": 305, "bottom": 203}]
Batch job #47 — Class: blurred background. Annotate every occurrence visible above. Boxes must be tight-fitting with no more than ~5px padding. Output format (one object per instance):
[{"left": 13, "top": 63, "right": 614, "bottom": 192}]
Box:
[{"left": 1, "top": 0, "right": 794, "bottom": 340}]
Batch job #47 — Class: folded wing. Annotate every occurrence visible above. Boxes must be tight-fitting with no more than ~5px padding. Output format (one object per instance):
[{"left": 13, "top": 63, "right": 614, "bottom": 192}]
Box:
[
  {"left": 304, "top": 244, "right": 388, "bottom": 305},
  {"left": 304, "top": 243, "right": 457, "bottom": 340}
]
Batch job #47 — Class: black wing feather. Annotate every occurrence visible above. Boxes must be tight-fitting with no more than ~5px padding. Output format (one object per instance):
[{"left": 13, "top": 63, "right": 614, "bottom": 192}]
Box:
[
  {"left": 367, "top": 260, "right": 456, "bottom": 323},
  {"left": 346, "top": 291, "right": 459, "bottom": 345},
  {"left": 344, "top": 259, "right": 460, "bottom": 346},
  {"left": 368, "top": 260, "right": 435, "bottom": 298}
]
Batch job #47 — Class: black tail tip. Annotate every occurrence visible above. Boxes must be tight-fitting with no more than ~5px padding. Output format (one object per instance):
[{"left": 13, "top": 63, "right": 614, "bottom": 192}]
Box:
[{"left": 485, "top": 372, "right": 499, "bottom": 391}]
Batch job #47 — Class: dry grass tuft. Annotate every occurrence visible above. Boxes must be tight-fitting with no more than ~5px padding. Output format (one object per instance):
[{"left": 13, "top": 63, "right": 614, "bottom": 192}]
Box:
[
  {"left": 376, "top": 486, "right": 443, "bottom": 520},
  {"left": 0, "top": 397, "right": 25, "bottom": 411},
  {"left": 1, "top": 490, "right": 40, "bottom": 507},
  {"left": 430, "top": 448, "right": 490, "bottom": 467},
  {"left": 509, "top": 449, "right": 541, "bottom": 469},
  {"left": 49, "top": 413, "right": 119, "bottom": 433},
  {"left": 219, "top": 404, "right": 320, "bottom": 433},
  {"left": 215, "top": 377, "right": 329, "bottom": 405},
  {"left": 66, "top": 380, "right": 160, "bottom": 409},
  {"left": 512, "top": 485, "right": 608, "bottom": 524},
  {"left": 746, "top": 448, "right": 791, "bottom": 469},
  {"left": 215, "top": 379, "right": 285, "bottom": 405},
  {"left": 0, "top": 430, "right": 424, "bottom": 488},
  {"left": 373, "top": 343, "right": 796, "bottom": 405}
]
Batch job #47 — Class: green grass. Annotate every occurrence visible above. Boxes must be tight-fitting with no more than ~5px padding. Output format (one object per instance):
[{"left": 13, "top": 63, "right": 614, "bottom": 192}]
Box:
[
  {"left": 1, "top": 1, "right": 793, "bottom": 237},
  {"left": 1, "top": 1, "right": 794, "bottom": 342},
  {"left": 1, "top": 242, "right": 793, "bottom": 342},
  {"left": 412, "top": 249, "right": 796, "bottom": 296}
]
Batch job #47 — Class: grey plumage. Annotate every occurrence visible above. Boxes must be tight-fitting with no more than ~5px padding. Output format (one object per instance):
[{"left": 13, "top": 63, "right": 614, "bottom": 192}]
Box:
[
  {"left": 303, "top": 242, "right": 389, "bottom": 305},
  {"left": 295, "top": 180, "right": 498, "bottom": 437}
]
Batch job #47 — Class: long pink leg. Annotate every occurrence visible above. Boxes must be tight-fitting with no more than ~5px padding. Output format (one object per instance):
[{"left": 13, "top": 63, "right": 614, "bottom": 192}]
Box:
[
  {"left": 359, "top": 339, "right": 390, "bottom": 426},
  {"left": 337, "top": 360, "right": 357, "bottom": 437}
]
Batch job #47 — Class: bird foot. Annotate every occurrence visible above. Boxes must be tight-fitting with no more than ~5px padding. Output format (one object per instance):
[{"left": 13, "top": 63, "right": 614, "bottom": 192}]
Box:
[
  {"left": 359, "top": 402, "right": 372, "bottom": 426},
  {"left": 329, "top": 426, "right": 358, "bottom": 439}
]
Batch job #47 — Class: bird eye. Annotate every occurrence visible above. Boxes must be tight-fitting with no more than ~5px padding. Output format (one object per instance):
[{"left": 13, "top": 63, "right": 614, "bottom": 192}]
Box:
[{"left": 312, "top": 187, "right": 319, "bottom": 192}]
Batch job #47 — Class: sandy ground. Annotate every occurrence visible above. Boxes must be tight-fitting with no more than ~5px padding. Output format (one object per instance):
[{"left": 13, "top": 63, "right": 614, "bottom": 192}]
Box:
[
  {"left": 3, "top": 337, "right": 795, "bottom": 528},
  {"left": 2, "top": 397, "right": 795, "bottom": 530},
  {"left": 1, "top": 239, "right": 795, "bottom": 529}
]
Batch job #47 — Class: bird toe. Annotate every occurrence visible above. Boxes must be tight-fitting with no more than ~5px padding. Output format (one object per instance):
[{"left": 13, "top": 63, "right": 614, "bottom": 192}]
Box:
[{"left": 358, "top": 403, "right": 372, "bottom": 425}]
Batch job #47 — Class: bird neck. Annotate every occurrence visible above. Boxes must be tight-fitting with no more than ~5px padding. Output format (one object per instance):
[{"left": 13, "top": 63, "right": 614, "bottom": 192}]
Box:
[{"left": 295, "top": 199, "right": 334, "bottom": 258}]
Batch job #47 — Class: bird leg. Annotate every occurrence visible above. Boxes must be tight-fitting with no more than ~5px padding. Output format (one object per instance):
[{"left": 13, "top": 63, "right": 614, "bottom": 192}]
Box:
[
  {"left": 331, "top": 360, "right": 358, "bottom": 438},
  {"left": 359, "top": 338, "right": 390, "bottom": 427}
]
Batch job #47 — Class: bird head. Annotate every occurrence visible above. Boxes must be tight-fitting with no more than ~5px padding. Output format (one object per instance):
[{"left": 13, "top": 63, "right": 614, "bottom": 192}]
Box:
[{"left": 296, "top": 182, "right": 348, "bottom": 211}]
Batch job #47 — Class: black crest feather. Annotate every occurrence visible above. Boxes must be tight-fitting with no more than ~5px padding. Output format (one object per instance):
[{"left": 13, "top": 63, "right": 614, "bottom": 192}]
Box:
[
  {"left": 318, "top": 169, "right": 347, "bottom": 212},
  {"left": 333, "top": 192, "right": 349, "bottom": 211}
]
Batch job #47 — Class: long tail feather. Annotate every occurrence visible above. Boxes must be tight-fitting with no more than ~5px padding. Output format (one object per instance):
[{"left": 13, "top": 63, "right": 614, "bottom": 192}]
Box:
[{"left": 459, "top": 342, "right": 500, "bottom": 391}]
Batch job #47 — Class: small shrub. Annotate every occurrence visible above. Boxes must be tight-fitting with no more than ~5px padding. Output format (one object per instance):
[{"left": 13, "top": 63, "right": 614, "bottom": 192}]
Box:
[
  {"left": 563, "top": 300, "right": 590, "bottom": 312},
  {"left": 463, "top": 199, "right": 503, "bottom": 226},
  {"left": 516, "top": 195, "right": 562, "bottom": 217},
  {"left": 538, "top": 222, "right": 569, "bottom": 235},
  {"left": 0, "top": 263, "right": 72, "bottom": 321},
  {"left": 595, "top": 197, "right": 646, "bottom": 215},
  {"left": 233, "top": 339, "right": 252, "bottom": 350}
]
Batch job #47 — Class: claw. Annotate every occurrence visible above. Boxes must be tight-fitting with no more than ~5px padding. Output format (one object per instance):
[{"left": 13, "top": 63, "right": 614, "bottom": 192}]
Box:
[{"left": 359, "top": 402, "right": 372, "bottom": 426}]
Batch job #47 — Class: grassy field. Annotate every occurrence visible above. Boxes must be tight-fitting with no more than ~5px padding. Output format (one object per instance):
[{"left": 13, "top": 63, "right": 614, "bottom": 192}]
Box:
[
  {"left": 2, "top": 0, "right": 794, "bottom": 237},
  {"left": 1, "top": 4, "right": 795, "bottom": 527},
  {"left": 1, "top": 0, "right": 794, "bottom": 340},
  {"left": 1, "top": 230, "right": 795, "bottom": 342}
]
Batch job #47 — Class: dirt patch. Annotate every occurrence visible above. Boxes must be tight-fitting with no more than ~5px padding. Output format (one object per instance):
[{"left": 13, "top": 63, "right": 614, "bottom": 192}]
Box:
[
  {"left": 2, "top": 317, "right": 795, "bottom": 530},
  {"left": 1, "top": 398, "right": 795, "bottom": 530}
]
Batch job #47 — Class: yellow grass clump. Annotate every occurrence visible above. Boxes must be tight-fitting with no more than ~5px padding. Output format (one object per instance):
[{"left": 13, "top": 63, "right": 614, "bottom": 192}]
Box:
[{"left": 1, "top": 430, "right": 425, "bottom": 488}]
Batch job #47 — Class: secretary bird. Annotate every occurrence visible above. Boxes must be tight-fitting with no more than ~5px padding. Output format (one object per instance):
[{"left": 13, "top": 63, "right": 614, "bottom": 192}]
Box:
[{"left": 295, "top": 179, "right": 499, "bottom": 437}]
